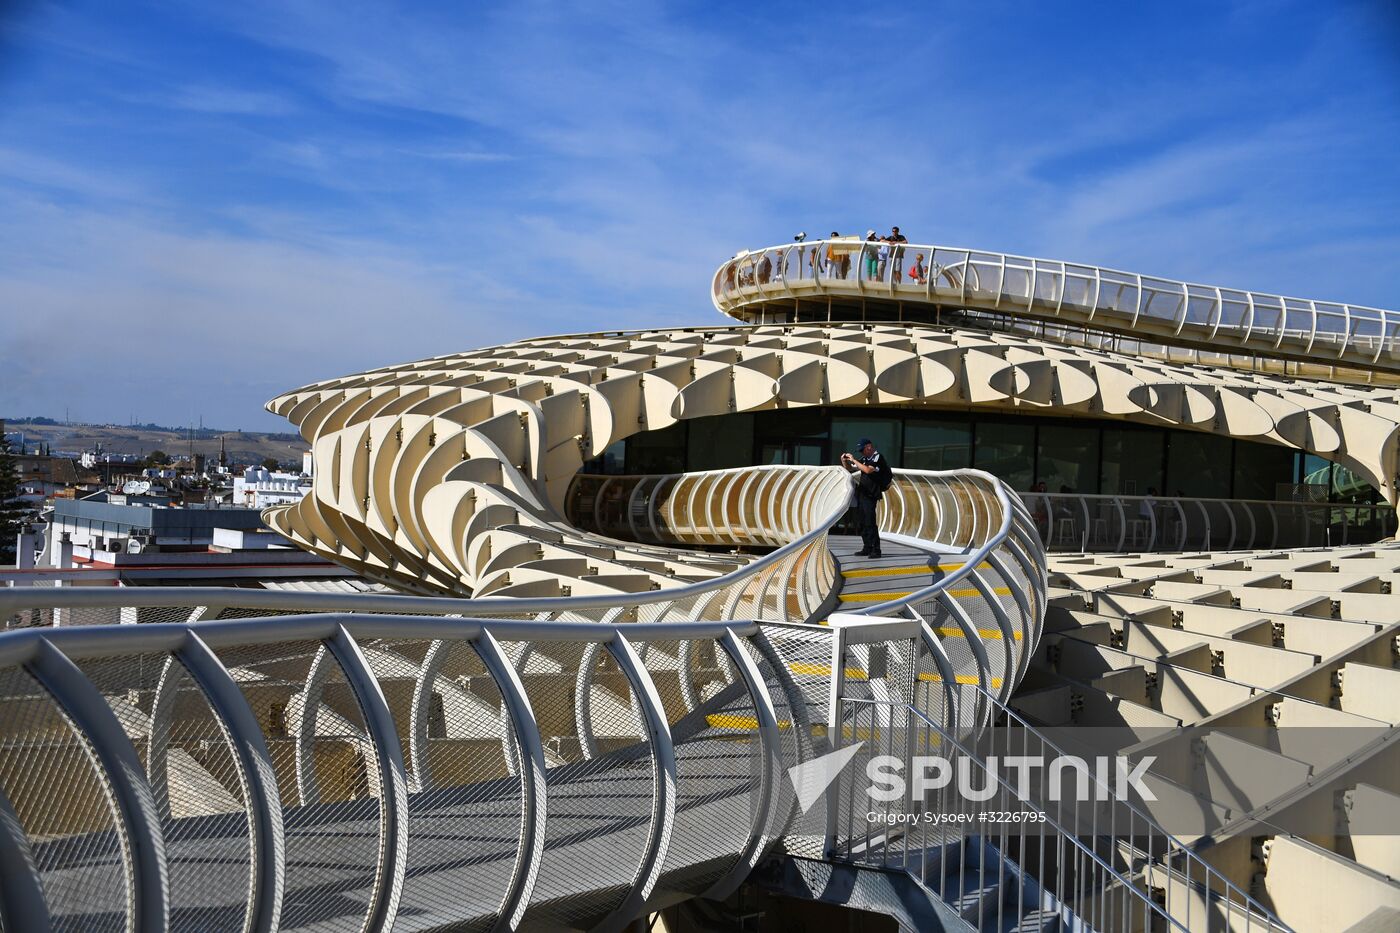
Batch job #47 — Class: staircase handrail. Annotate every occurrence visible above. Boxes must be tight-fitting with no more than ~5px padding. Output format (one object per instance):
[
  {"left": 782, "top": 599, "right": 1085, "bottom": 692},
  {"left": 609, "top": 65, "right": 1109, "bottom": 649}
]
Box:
[
  {"left": 969, "top": 684, "right": 1292, "bottom": 932},
  {"left": 897, "top": 699, "right": 1199, "bottom": 933}
]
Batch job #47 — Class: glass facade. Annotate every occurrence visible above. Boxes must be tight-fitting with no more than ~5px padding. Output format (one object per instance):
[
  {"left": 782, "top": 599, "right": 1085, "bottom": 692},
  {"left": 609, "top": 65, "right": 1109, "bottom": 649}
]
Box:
[
  {"left": 578, "top": 406, "right": 1382, "bottom": 503},
  {"left": 1165, "top": 430, "right": 1233, "bottom": 498},
  {"left": 623, "top": 421, "right": 687, "bottom": 474},
  {"left": 1100, "top": 427, "right": 1164, "bottom": 496},
  {"left": 1233, "top": 441, "right": 1296, "bottom": 501},
  {"left": 831, "top": 416, "right": 901, "bottom": 463},
  {"left": 754, "top": 408, "right": 828, "bottom": 465},
  {"left": 687, "top": 413, "right": 754, "bottom": 471},
  {"left": 903, "top": 421, "right": 971, "bottom": 470},
  {"left": 974, "top": 422, "right": 1036, "bottom": 491},
  {"left": 1036, "top": 424, "right": 1100, "bottom": 494}
]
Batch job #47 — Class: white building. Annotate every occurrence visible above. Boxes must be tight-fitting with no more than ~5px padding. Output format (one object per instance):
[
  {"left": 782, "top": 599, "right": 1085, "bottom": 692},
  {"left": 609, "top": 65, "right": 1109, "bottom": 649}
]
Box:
[{"left": 232, "top": 465, "right": 311, "bottom": 509}]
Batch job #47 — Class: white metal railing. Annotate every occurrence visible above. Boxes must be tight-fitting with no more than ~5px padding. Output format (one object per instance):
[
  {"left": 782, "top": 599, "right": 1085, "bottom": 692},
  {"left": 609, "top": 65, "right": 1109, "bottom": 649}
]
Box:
[
  {"left": 2, "top": 509, "right": 1288, "bottom": 930},
  {"left": 7, "top": 466, "right": 1046, "bottom": 718},
  {"left": 565, "top": 466, "right": 1047, "bottom": 711},
  {"left": 561, "top": 465, "right": 1036, "bottom": 625},
  {"left": 0, "top": 613, "right": 857, "bottom": 932},
  {"left": 833, "top": 695, "right": 1292, "bottom": 932},
  {"left": 951, "top": 306, "right": 1400, "bottom": 383},
  {"left": 1024, "top": 491, "right": 1396, "bottom": 553},
  {"left": 712, "top": 239, "right": 1400, "bottom": 372}
]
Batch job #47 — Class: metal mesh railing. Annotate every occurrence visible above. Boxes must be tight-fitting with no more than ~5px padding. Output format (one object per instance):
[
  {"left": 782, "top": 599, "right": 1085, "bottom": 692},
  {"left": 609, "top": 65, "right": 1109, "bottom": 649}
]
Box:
[
  {"left": 0, "top": 615, "right": 900, "bottom": 932},
  {"left": 6, "top": 466, "right": 1040, "bottom": 716},
  {"left": 1025, "top": 491, "right": 1396, "bottom": 553},
  {"left": 830, "top": 695, "right": 1292, "bottom": 933},
  {"left": 4, "top": 590, "right": 1288, "bottom": 932},
  {"left": 714, "top": 239, "right": 1400, "bottom": 372},
  {"left": 0, "top": 664, "right": 130, "bottom": 933},
  {"left": 0, "top": 462, "right": 1055, "bottom": 929}
]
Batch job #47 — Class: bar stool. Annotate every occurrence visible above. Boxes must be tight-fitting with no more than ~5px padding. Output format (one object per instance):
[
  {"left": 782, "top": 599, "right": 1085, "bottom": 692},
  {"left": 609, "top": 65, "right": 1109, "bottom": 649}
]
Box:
[{"left": 1129, "top": 519, "right": 1151, "bottom": 549}]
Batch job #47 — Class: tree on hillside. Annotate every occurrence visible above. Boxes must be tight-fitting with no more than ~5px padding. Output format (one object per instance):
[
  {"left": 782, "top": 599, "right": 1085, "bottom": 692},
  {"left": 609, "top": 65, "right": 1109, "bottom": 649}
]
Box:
[
  {"left": 261, "top": 457, "right": 280, "bottom": 471},
  {"left": 146, "top": 450, "right": 171, "bottom": 466},
  {"left": 0, "top": 439, "right": 26, "bottom": 563}
]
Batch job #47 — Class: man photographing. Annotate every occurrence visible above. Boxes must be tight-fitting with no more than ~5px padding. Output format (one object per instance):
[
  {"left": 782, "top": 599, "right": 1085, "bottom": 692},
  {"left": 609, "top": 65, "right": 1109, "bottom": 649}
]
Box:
[{"left": 840, "top": 438, "right": 894, "bottom": 558}]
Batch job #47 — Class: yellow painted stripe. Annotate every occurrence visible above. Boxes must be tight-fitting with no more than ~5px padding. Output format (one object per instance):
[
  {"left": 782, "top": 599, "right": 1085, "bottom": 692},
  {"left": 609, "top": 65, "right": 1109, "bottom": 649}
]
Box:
[
  {"left": 946, "top": 586, "right": 1013, "bottom": 598},
  {"left": 935, "top": 625, "right": 1023, "bottom": 641},
  {"left": 841, "top": 565, "right": 930, "bottom": 579},
  {"left": 706, "top": 714, "right": 794, "bottom": 730},
  {"left": 839, "top": 585, "right": 1011, "bottom": 603},
  {"left": 805, "top": 724, "right": 941, "bottom": 747},
  {"left": 788, "top": 662, "right": 869, "bottom": 681},
  {"left": 840, "top": 561, "right": 993, "bottom": 579},
  {"left": 919, "top": 672, "right": 1005, "bottom": 688},
  {"left": 839, "top": 591, "right": 915, "bottom": 602}
]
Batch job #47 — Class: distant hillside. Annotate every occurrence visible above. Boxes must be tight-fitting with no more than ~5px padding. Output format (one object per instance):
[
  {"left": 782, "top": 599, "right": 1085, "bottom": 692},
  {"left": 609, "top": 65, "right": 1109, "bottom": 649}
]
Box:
[{"left": 3, "top": 419, "right": 308, "bottom": 466}]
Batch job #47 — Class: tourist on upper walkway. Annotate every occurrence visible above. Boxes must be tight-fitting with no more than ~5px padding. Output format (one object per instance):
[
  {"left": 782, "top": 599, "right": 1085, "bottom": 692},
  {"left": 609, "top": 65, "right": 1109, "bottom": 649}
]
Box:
[
  {"left": 824, "top": 232, "right": 841, "bottom": 278},
  {"left": 842, "top": 438, "right": 893, "bottom": 559},
  {"left": 908, "top": 252, "right": 927, "bottom": 285},
  {"left": 864, "top": 230, "right": 881, "bottom": 281},
  {"left": 889, "top": 226, "right": 907, "bottom": 281}
]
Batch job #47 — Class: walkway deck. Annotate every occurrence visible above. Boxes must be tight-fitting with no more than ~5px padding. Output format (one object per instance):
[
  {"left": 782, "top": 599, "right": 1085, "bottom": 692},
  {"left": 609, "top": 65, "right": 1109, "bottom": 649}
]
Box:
[{"left": 831, "top": 534, "right": 948, "bottom": 611}]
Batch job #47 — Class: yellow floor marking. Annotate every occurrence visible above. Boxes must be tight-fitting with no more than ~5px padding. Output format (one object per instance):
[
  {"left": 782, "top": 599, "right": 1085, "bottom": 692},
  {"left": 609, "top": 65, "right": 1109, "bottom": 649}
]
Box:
[
  {"left": 788, "top": 662, "right": 869, "bottom": 680},
  {"left": 706, "top": 714, "right": 794, "bottom": 730},
  {"left": 838, "top": 591, "right": 915, "bottom": 602},
  {"left": 945, "top": 586, "right": 1013, "bottom": 598},
  {"left": 935, "top": 625, "right": 1023, "bottom": 641},
  {"left": 841, "top": 565, "right": 929, "bottom": 579},
  {"left": 839, "top": 585, "right": 1011, "bottom": 602},
  {"left": 919, "top": 672, "right": 1005, "bottom": 688},
  {"left": 840, "top": 561, "right": 993, "bottom": 579}
]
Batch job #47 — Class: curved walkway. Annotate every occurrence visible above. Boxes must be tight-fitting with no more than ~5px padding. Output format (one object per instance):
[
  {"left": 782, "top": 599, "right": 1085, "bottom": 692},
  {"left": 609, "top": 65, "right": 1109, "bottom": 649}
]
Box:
[{"left": 714, "top": 238, "right": 1400, "bottom": 373}]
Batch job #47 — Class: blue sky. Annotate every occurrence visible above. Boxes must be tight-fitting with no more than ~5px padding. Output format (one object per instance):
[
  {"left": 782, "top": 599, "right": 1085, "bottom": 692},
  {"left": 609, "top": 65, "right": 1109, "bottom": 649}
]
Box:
[{"left": 2, "top": 0, "right": 1398, "bottom": 431}]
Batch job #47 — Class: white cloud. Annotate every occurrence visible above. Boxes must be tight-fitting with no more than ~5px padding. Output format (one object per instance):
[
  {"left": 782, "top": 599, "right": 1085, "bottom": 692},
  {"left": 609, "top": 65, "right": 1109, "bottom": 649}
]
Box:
[
  {"left": 0, "top": 191, "right": 571, "bottom": 429},
  {"left": 124, "top": 84, "right": 296, "bottom": 116}
]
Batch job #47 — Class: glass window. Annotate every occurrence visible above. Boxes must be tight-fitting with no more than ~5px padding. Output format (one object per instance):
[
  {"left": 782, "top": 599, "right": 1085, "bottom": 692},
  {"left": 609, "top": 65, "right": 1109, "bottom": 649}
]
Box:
[
  {"left": 758, "top": 440, "right": 827, "bottom": 465},
  {"left": 1232, "top": 441, "right": 1296, "bottom": 500},
  {"left": 903, "top": 420, "right": 971, "bottom": 471},
  {"left": 753, "top": 408, "right": 828, "bottom": 441},
  {"left": 1165, "top": 430, "right": 1233, "bottom": 498},
  {"left": 1101, "top": 427, "right": 1164, "bottom": 496},
  {"left": 1299, "top": 453, "right": 1331, "bottom": 500},
  {"left": 686, "top": 414, "right": 754, "bottom": 471},
  {"left": 974, "top": 421, "right": 1035, "bottom": 491},
  {"left": 831, "top": 416, "right": 902, "bottom": 465},
  {"left": 625, "top": 421, "right": 687, "bottom": 474},
  {"left": 1036, "top": 425, "right": 1099, "bottom": 494},
  {"left": 579, "top": 439, "right": 625, "bottom": 475},
  {"left": 753, "top": 408, "right": 829, "bottom": 465},
  {"left": 1330, "top": 463, "right": 1381, "bottom": 503}
]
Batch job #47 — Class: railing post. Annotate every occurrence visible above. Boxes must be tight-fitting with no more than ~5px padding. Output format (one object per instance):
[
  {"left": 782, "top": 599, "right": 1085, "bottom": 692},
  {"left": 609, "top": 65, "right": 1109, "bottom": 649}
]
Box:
[
  {"left": 473, "top": 628, "right": 547, "bottom": 931},
  {"left": 703, "top": 629, "right": 784, "bottom": 901},
  {"left": 0, "top": 782, "right": 48, "bottom": 932},
  {"left": 823, "top": 623, "right": 849, "bottom": 859},
  {"left": 326, "top": 625, "right": 409, "bottom": 933},
  {"left": 596, "top": 632, "right": 677, "bottom": 933},
  {"left": 177, "top": 631, "right": 286, "bottom": 933},
  {"left": 27, "top": 637, "right": 169, "bottom": 933}
]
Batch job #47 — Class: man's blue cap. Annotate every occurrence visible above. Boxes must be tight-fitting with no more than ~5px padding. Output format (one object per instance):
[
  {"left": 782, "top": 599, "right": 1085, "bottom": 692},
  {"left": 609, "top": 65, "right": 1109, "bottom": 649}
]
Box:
[{"left": 855, "top": 438, "right": 873, "bottom": 453}]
